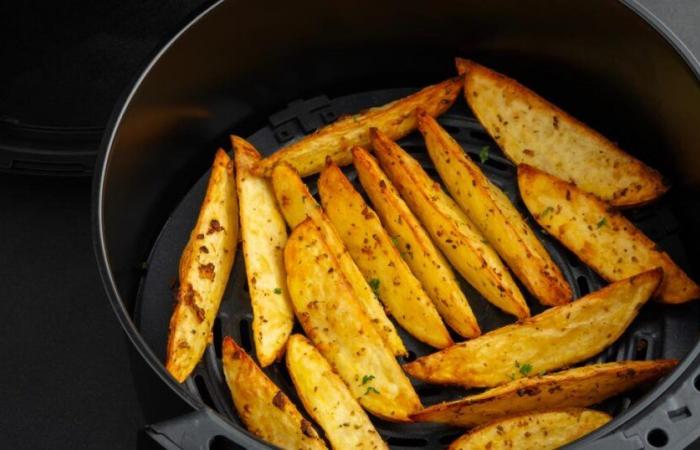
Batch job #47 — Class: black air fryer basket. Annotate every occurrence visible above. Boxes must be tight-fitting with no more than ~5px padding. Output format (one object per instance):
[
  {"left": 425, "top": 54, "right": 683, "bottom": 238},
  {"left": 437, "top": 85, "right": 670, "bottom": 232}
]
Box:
[{"left": 92, "top": 1, "right": 700, "bottom": 448}]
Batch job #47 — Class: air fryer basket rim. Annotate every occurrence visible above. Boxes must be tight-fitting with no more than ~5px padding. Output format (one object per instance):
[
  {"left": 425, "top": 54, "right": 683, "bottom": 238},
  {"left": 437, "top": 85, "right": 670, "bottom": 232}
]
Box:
[{"left": 92, "top": 0, "right": 700, "bottom": 447}]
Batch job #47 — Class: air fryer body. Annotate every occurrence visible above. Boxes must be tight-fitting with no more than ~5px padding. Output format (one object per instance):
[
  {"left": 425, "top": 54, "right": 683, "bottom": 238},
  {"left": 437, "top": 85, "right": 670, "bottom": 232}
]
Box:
[{"left": 93, "top": 0, "right": 700, "bottom": 448}]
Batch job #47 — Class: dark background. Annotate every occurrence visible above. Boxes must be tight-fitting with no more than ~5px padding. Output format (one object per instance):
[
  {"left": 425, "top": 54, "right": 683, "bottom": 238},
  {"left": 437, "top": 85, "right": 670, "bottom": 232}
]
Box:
[{"left": 0, "top": 1, "right": 698, "bottom": 449}]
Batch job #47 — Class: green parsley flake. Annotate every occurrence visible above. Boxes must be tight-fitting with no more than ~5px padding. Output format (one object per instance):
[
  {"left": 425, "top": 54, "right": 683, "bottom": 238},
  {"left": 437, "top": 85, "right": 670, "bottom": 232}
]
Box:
[
  {"left": 273, "top": 287, "right": 282, "bottom": 295},
  {"left": 519, "top": 363, "right": 533, "bottom": 376},
  {"left": 596, "top": 218, "right": 607, "bottom": 229},
  {"left": 364, "top": 386, "right": 380, "bottom": 395},
  {"left": 368, "top": 278, "right": 380, "bottom": 294},
  {"left": 361, "top": 374, "right": 375, "bottom": 385},
  {"left": 391, "top": 235, "right": 400, "bottom": 247},
  {"left": 479, "top": 146, "right": 490, "bottom": 164}
]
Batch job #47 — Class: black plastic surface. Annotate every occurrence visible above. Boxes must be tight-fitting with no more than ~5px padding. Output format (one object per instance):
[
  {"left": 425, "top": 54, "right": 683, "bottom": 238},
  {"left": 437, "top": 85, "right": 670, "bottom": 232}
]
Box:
[{"left": 136, "top": 90, "right": 699, "bottom": 449}]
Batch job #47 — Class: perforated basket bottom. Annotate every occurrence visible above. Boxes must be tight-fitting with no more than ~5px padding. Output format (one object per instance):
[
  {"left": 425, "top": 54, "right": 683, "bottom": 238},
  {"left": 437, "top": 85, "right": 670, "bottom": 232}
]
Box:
[{"left": 134, "top": 88, "right": 699, "bottom": 449}]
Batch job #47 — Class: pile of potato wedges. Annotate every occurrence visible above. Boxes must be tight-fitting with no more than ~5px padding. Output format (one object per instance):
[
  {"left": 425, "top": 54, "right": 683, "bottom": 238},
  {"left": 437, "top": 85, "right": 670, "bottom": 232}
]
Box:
[{"left": 163, "top": 58, "right": 697, "bottom": 450}]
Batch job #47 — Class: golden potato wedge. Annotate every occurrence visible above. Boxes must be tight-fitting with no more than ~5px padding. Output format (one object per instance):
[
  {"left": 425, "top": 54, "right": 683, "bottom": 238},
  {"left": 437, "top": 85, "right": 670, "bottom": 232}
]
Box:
[
  {"left": 456, "top": 58, "right": 667, "bottom": 207},
  {"left": 221, "top": 337, "right": 327, "bottom": 449},
  {"left": 285, "top": 218, "right": 422, "bottom": 421},
  {"left": 404, "top": 269, "right": 661, "bottom": 388},
  {"left": 286, "top": 334, "right": 388, "bottom": 450},
  {"left": 449, "top": 408, "right": 611, "bottom": 450},
  {"left": 371, "top": 129, "right": 529, "bottom": 319},
  {"left": 411, "top": 359, "right": 677, "bottom": 427},
  {"left": 417, "top": 111, "right": 571, "bottom": 306},
  {"left": 352, "top": 146, "right": 480, "bottom": 338},
  {"left": 271, "top": 162, "right": 407, "bottom": 356},
  {"left": 518, "top": 164, "right": 700, "bottom": 303},
  {"left": 318, "top": 161, "right": 453, "bottom": 349},
  {"left": 166, "top": 149, "right": 238, "bottom": 382},
  {"left": 253, "top": 77, "right": 462, "bottom": 177},
  {"left": 233, "top": 136, "right": 294, "bottom": 367}
]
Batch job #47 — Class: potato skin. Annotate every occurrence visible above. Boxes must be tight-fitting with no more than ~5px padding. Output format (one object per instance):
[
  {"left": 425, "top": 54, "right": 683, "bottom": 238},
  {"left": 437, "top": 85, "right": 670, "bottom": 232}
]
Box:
[
  {"left": 319, "top": 161, "right": 453, "bottom": 349},
  {"left": 286, "top": 334, "right": 388, "bottom": 450},
  {"left": 371, "top": 128, "right": 529, "bottom": 319},
  {"left": 166, "top": 149, "right": 238, "bottom": 382},
  {"left": 518, "top": 164, "right": 700, "bottom": 303},
  {"left": 352, "top": 146, "right": 480, "bottom": 338},
  {"left": 404, "top": 269, "right": 661, "bottom": 387},
  {"left": 270, "top": 162, "right": 407, "bottom": 356},
  {"left": 457, "top": 58, "right": 667, "bottom": 207},
  {"left": 254, "top": 77, "right": 462, "bottom": 178},
  {"left": 221, "top": 337, "right": 327, "bottom": 450},
  {"left": 449, "top": 408, "right": 611, "bottom": 450},
  {"left": 410, "top": 359, "right": 677, "bottom": 427},
  {"left": 417, "top": 110, "right": 571, "bottom": 306},
  {"left": 284, "top": 218, "right": 422, "bottom": 422}
]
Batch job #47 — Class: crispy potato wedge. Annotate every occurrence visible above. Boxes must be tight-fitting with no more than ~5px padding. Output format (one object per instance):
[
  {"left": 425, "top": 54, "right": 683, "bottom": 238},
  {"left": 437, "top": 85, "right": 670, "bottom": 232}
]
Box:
[
  {"left": 417, "top": 111, "right": 571, "bottom": 306},
  {"left": 411, "top": 359, "right": 677, "bottom": 427},
  {"left": 221, "top": 337, "right": 327, "bottom": 449},
  {"left": 286, "top": 334, "right": 388, "bottom": 450},
  {"left": 456, "top": 58, "right": 667, "bottom": 207},
  {"left": 518, "top": 164, "right": 700, "bottom": 303},
  {"left": 271, "top": 162, "right": 406, "bottom": 356},
  {"left": 404, "top": 269, "right": 661, "bottom": 387},
  {"left": 352, "top": 146, "right": 480, "bottom": 338},
  {"left": 253, "top": 77, "right": 462, "bottom": 177},
  {"left": 166, "top": 149, "right": 238, "bottom": 382},
  {"left": 371, "top": 129, "right": 529, "bottom": 319},
  {"left": 285, "top": 219, "right": 422, "bottom": 421},
  {"left": 319, "top": 161, "right": 453, "bottom": 349},
  {"left": 233, "top": 136, "right": 294, "bottom": 367},
  {"left": 449, "top": 408, "right": 611, "bottom": 450}
]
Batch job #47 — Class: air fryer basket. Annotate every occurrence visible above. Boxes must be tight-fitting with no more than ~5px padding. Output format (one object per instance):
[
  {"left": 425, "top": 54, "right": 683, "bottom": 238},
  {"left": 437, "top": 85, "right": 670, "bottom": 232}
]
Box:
[{"left": 93, "top": 0, "right": 700, "bottom": 448}]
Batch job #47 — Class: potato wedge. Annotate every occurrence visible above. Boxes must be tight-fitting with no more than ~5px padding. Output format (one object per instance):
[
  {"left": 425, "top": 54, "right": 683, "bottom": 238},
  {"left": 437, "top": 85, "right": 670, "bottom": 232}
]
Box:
[
  {"left": 221, "top": 337, "right": 327, "bottom": 449},
  {"left": 271, "top": 162, "right": 407, "bottom": 356},
  {"left": 285, "top": 218, "right": 422, "bottom": 421},
  {"left": 319, "top": 161, "right": 453, "bottom": 349},
  {"left": 166, "top": 149, "right": 238, "bottom": 382},
  {"left": 417, "top": 111, "right": 571, "bottom": 306},
  {"left": 518, "top": 164, "right": 700, "bottom": 303},
  {"left": 286, "top": 334, "right": 388, "bottom": 450},
  {"left": 371, "top": 129, "right": 529, "bottom": 319},
  {"left": 411, "top": 359, "right": 677, "bottom": 427},
  {"left": 233, "top": 136, "right": 294, "bottom": 367},
  {"left": 456, "top": 58, "right": 667, "bottom": 207},
  {"left": 449, "top": 408, "right": 611, "bottom": 450},
  {"left": 253, "top": 77, "right": 462, "bottom": 177},
  {"left": 352, "top": 146, "right": 480, "bottom": 338},
  {"left": 404, "top": 269, "right": 661, "bottom": 387}
]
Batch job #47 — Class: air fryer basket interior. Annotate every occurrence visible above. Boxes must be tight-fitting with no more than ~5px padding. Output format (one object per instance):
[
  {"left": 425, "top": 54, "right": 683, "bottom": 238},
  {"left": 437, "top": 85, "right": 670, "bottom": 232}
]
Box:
[{"left": 94, "top": 0, "right": 700, "bottom": 448}]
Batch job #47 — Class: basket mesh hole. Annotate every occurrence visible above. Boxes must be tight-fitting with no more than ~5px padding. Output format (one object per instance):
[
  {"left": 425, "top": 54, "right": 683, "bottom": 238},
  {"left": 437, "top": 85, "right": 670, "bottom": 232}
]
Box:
[
  {"left": 634, "top": 338, "right": 649, "bottom": 360},
  {"left": 577, "top": 275, "right": 591, "bottom": 296},
  {"left": 210, "top": 435, "right": 245, "bottom": 450},
  {"left": 441, "top": 125, "right": 462, "bottom": 136},
  {"left": 194, "top": 374, "right": 215, "bottom": 409},
  {"left": 439, "top": 432, "right": 464, "bottom": 445},
  {"left": 213, "top": 317, "right": 223, "bottom": 358},
  {"left": 470, "top": 129, "right": 491, "bottom": 141},
  {"left": 668, "top": 406, "right": 691, "bottom": 422},
  {"left": 404, "top": 350, "right": 417, "bottom": 363},
  {"left": 238, "top": 319, "right": 253, "bottom": 353},
  {"left": 694, "top": 373, "right": 700, "bottom": 392},
  {"left": 387, "top": 436, "right": 428, "bottom": 447},
  {"left": 416, "top": 384, "right": 443, "bottom": 398},
  {"left": 482, "top": 157, "right": 510, "bottom": 172},
  {"left": 647, "top": 428, "right": 669, "bottom": 447}
]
